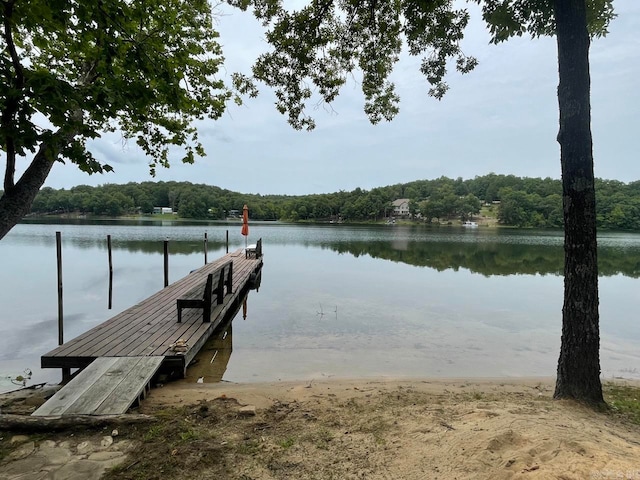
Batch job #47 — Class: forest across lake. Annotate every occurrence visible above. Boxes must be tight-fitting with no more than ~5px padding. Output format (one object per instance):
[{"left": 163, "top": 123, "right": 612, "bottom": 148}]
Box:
[{"left": 14, "top": 174, "right": 640, "bottom": 230}]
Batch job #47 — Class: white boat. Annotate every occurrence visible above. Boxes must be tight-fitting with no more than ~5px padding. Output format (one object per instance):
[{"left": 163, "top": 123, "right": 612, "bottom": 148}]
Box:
[{"left": 462, "top": 221, "right": 478, "bottom": 228}]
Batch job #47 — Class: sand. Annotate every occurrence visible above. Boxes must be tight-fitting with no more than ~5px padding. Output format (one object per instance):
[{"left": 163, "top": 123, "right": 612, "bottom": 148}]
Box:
[{"left": 135, "top": 377, "right": 640, "bottom": 480}]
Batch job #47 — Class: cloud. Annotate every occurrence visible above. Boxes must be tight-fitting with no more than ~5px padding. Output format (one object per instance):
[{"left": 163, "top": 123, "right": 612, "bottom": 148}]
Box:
[{"left": 2, "top": 2, "right": 638, "bottom": 195}]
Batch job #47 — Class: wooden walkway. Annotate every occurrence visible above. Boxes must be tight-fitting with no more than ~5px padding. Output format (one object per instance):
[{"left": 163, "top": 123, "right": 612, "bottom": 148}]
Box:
[
  {"left": 33, "top": 356, "right": 163, "bottom": 416},
  {"left": 41, "top": 250, "right": 263, "bottom": 378}
]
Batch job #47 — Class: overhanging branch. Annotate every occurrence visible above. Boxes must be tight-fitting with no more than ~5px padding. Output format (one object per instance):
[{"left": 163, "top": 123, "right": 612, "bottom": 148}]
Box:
[{"left": 2, "top": 0, "right": 25, "bottom": 192}]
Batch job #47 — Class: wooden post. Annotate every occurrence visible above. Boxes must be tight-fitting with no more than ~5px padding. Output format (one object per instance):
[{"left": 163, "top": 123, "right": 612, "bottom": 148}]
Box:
[
  {"left": 204, "top": 232, "right": 208, "bottom": 265},
  {"left": 56, "top": 232, "right": 70, "bottom": 381},
  {"left": 56, "top": 232, "right": 63, "bottom": 345},
  {"left": 164, "top": 239, "right": 169, "bottom": 287},
  {"left": 107, "top": 235, "right": 113, "bottom": 309},
  {"left": 226, "top": 230, "right": 229, "bottom": 253}
]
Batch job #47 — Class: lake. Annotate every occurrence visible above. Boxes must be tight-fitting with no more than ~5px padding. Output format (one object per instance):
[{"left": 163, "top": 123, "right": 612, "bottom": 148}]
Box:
[{"left": 1, "top": 220, "right": 639, "bottom": 392}]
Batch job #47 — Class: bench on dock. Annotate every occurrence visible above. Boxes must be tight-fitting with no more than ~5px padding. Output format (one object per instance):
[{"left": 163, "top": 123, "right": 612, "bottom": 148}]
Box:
[
  {"left": 177, "top": 260, "right": 233, "bottom": 323},
  {"left": 246, "top": 238, "right": 262, "bottom": 259}
]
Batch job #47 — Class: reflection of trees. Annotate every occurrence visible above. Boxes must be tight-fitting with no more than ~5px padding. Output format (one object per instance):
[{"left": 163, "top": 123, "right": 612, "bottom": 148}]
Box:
[
  {"left": 64, "top": 237, "right": 228, "bottom": 255},
  {"left": 323, "top": 241, "right": 640, "bottom": 278}
]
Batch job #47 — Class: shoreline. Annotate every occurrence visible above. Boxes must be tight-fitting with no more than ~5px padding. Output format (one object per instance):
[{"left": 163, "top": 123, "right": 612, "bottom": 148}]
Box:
[
  {"left": 3, "top": 376, "right": 640, "bottom": 479},
  {"left": 145, "top": 375, "right": 640, "bottom": 409}
]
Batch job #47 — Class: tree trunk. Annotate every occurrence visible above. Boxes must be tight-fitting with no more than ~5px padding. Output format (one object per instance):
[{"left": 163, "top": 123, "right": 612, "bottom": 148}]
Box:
[
  {"left": 553, "top": 0, "right": 604, "bottom": 404},
  {"left": 0, "top": 413, "right": 157, "bottom": 432},
  {"left": 0, "top": 140, "right": 60, "bottom": 240}
]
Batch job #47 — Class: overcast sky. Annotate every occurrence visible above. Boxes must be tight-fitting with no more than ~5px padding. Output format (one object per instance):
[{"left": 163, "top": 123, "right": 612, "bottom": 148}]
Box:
[{"left": 12, "top": 1, "right": 640, "bottom": 195}]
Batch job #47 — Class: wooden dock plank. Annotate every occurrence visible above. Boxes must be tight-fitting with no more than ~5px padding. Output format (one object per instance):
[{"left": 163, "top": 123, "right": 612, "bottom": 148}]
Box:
[
  {"left": 93, "top": 357, "right": 164, "bottom": 415},
  {"left": 41, "top": 250, "right": 262, "bottom": 371},
  {"left": 33, "top": 357, "right": 164, "bottom": 416},
  {"left": 77, "top": 261, "right": 240, "bottom": 355},
  {"left": 33, "top": 357, "right": 120, "bottom": 416},
  {"left": 54, "top": 273, "right": 203, "bottom": 357},
  {"left": 46, "top": 257, "right": 230, "bottom": 358},
  {"left": 51, "top": 263, "right": 229, "bottom": 358},
  {"left": 62, "top": 357, "right": 144, "bottom": 415}
]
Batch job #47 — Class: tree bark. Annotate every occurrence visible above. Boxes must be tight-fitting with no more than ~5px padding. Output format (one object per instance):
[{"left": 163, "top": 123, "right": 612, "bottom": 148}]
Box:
[
  {"left": 0, "top": 413, "right": 157, "bottom": 432},
  {"left": 0, "top": 138, "right": 63, "bottom": 240},
  {"left": 553, "top": 0, "right": 604, "bottom": 404}
]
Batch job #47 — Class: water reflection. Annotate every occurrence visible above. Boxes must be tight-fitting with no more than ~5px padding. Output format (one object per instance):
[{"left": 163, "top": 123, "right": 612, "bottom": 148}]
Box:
[
  {"left": 10, "top": 221, "right": 640, "bottom": 276},
  {"left": 1, "top": 222, "right": 640, "bottom": 390},
  {"left": 323, "top": 239, "right": 640, "bottom": 277},
  {"left": 184, "top": 321, "right": 234, "bottom": 384}
]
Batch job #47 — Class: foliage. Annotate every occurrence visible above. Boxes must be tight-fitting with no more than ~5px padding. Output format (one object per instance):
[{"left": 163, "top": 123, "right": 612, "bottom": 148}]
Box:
[
  {"left": 226, "top": 0, "right": 613, "bottom": 130},
  {"left": 0, "top": 0, "right": 236, "bottom": 239},
  {"left": 473, "top": 0, "right": 614, "bottom": 43},
  {"left": 227, "top": 0, "right": 479, "bottom": 129},
  {"left": 26, "top": 174, "right": 640, "bottom": 232},
  {"left": 3, "top": 0, "right": 232, "bottom": 173}
]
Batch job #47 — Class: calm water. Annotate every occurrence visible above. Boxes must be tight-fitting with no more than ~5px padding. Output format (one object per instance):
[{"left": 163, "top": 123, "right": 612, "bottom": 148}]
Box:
[{"left": 1, "top": 220, "right": 639, "bottom": 392}]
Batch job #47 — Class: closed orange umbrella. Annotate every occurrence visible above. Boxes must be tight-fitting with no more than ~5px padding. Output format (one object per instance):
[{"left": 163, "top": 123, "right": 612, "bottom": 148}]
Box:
[{"left": 241, "top": 204, "right": 249, "bottom": 249}]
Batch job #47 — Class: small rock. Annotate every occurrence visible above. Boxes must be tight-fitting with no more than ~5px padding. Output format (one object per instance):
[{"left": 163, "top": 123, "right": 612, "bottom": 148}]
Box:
[
  {"left": 76, "top": 441, "right": 95, "bottom": 455},
  {"left": 101, "top": 436, "right": 114, "bottom": 448},
  {"left": 111, "top": 439, "right": 134, "bottom": 452},
  {"left": 88, "top": 451, "right": 125, "bottom": 462},
  {"left": 10, "top": 435, "right": 30, "bottom": 444},
  {"left": 111, "top": 429, "right": 119, "bottom": 437},
  {"left": 238, "top": 405, "right": 256, "bottom": 417},
  {"left": 7, "top": 441, "right": 36, "bottom": 460},
  {"left": 35, "top": 444, "right": 72, "bottom": 465}
]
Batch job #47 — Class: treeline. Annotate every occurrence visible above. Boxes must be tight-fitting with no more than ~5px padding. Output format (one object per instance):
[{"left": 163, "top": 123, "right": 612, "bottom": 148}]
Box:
[{"left": 24, "top": 174, "right": 640, "bottom": 230}]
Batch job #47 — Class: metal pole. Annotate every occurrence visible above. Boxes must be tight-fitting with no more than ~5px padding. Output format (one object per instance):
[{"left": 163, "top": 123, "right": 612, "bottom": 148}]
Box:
[
  {"left": 204, "top": 232, "right": 208, "bottom": 265},
  {"left": 164, "top": 239, "right": 169, "bottom": 287},
  {"left": 226, "top": 230, "right": 229, "bottom": 253},
  {"left": 107, "top": 235, "right": 113, "bottom": 309}
]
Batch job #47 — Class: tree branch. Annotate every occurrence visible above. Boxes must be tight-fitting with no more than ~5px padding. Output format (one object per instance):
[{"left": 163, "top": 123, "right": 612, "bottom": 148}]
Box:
[
  {"left": 2, "top": 0, "right": 25, "bottom": 193},
  {"left": 2, "top": 1, "right": 24, "bottom": 87}
]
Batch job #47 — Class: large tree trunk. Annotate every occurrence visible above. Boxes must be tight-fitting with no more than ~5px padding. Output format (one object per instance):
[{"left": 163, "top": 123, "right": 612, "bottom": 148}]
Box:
[
  {"left": 553, "top": 0, "right": 604, "bottom": 404},
  {"left": 0, "top": 141, "right": 60, "bottom": 241}
]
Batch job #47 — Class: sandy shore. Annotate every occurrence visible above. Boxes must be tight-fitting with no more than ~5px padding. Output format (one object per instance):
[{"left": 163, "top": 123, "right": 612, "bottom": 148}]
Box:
[
  {"left": 2, "top": 376, "right": 640, "bottom": 479},
  {"left": 135, "top": 376, "right": 640, "bottom": 480}
]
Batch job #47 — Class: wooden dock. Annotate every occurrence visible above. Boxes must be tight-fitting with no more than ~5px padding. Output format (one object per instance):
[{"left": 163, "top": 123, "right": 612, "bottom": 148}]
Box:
[
  {"left": 33, "top": 356, "right": 163, "bottom": 416},
  {"left": 41, "top": 249, "right": 263, "bottom": 379}
]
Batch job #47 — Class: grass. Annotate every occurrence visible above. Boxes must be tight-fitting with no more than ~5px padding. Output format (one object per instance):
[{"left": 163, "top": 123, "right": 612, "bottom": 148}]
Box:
[
  {"left": 279, "top": 437, "right": 295, "bottom": 449},
  {"left": 604, "top": 383, "right": 640, "bottom": 424},
  {"left": 312, "top": 428, "right": 335, "bottom": 450}
]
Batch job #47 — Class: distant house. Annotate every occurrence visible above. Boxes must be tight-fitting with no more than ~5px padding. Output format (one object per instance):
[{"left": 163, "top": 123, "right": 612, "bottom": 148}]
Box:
[
  {"left": 153, "top": 207, "right": 173, "bottom": 214},
  {"left": 391, "top": 198, "right": 411, "bottom": 217},
  {"left": 227, "top": 209, "right": 240, "bottom": 218}
]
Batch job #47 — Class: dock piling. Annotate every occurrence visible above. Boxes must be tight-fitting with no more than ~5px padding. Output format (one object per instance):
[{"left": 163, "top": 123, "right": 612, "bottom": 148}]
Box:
[
  {"left": 164, "top": 239, "right": 169, "bottom": 287},
  {"left": 107, "top": 234, "right": 113, "bottom": 309},
  {"left": 56, "top": 231, "right": 64, "bottom": 345},
  {"left": 204, "top": 232, "right": 208, "bottom": 265},
  {"left": 56, "top": 231, "right": 70, "bottom": 381}
]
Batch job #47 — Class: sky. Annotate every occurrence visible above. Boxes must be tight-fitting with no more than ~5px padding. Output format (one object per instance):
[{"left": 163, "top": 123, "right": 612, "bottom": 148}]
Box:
[{"left": 6, "top": 1, "right": 640, "bottom": 196}]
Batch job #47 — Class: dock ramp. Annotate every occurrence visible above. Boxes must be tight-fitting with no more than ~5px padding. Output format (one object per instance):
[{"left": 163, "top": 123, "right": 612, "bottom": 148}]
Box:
[{"left": 33, "top": 356, "right": 163, "bottom": 416}]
